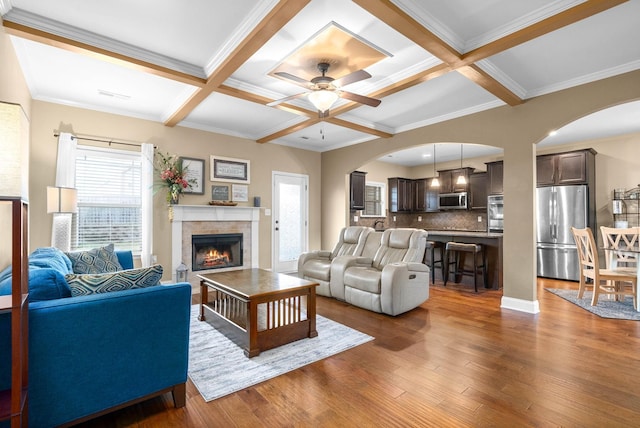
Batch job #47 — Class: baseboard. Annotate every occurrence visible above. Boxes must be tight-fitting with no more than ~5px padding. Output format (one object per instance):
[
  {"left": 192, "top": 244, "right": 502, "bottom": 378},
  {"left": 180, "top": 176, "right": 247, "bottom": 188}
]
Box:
[{"left": 500, "top": 296, "right": 540, "bottom": 314}]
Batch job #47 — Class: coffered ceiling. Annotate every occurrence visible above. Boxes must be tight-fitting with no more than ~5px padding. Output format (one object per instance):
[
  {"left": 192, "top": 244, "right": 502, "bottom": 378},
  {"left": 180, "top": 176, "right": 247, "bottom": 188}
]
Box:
[{"left": 2, "top": 0, "right": 639, "bottom": 165}]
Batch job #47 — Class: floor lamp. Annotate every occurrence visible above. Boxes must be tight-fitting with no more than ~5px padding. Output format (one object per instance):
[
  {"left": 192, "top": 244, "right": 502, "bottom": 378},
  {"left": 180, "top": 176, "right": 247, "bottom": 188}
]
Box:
[{"left": 47, "top": 186, "right": 77, "bottom": 252}]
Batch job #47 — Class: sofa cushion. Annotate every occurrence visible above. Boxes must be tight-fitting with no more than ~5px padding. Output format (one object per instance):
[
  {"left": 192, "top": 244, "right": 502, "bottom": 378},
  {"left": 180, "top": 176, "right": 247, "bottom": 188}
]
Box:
[
  {"left": 344, "top": 266, "right": 382, "bottom": 294},
  {"left": 65, "top": 264, "right": 163, "bottom": 296},
  {"left": 302, "top": 259, "right": 332, "bottom": 281},
  {"left": 65, "top": 244, "right": 123, "bottom": 274},
  {"left": 29, "top": 268, "right": 73, "bottom": 301},
  {"left": 0, "top": 268, "right": 72, "bottom": 302}
]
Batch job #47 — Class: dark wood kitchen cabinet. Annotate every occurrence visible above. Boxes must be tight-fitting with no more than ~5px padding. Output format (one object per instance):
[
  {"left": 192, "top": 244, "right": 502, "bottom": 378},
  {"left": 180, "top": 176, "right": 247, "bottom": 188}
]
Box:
[
  {"left": 414, "top": 178, "right": 439, "bottom": 212},
  {"left": 388, "top": 177, "right": 414, "bottom": 212},
  {"left": 350, "top": 171, "right": 367, "bottom": 210},
  {"left": 438, "top": 167, "right": 474, "bottom": 193},
  {"left": 486, "top": 161, "right": 503, "bottom": 194},
  {"left": 536, "top": 149, "right": 596, "bottom": 186},
  {"left": 469, "top": 172, "right": 488, "bottom": 209}
]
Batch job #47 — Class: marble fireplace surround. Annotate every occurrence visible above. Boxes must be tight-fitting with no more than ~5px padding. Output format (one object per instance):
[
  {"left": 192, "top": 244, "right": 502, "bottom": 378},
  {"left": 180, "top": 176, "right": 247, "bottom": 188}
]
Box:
[{"left": 170, "top": 205, "right": 260, "bottom": 287}]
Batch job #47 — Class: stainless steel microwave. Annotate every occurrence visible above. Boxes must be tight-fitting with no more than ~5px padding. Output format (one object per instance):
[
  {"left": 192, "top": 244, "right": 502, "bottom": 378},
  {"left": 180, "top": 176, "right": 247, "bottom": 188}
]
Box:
[{"left": 438, "top": 192, "right": 467, "bottom": 210}]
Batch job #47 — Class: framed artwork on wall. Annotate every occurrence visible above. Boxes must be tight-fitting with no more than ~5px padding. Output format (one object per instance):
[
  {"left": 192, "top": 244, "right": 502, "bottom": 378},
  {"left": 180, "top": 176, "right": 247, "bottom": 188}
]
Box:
[
  {"left": 180, "top": 157, "right": 205, "bottom": 194},
  {"left": 232, "top": 184, "right": 249, "bottom": 202},
  {"left": 210, "top": 155, "right": 250, "bottom": 183},
  {"left": 211, "top": 185, "right": 229, "bottom": 201}
]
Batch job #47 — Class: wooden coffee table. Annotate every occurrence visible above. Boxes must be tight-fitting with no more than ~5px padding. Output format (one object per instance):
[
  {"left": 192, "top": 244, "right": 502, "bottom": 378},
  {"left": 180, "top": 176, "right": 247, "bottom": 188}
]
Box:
[{"left": 198, "top": 268, "right": 318, "bottom": 357}]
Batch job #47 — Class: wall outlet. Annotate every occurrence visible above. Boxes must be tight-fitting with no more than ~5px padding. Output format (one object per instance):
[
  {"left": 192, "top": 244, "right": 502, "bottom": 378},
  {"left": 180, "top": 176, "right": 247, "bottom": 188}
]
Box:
[
  {"left": 417, "top": 215, "right": 422, "bottom": 222},
  {"left": 478, "top": 216, "right": 482, "bottom": 222},
  {"left": 353, "top": 215, "right": 359, "bottom": 222},
  {"left": 264, "top": 208, "right": 271, "bottom": 216},
  {"left": 151, "top": 254, "right": 157, "bottom": 264},
  {"left": 393, "top": 216, "right": 396, "bottom": 222}
]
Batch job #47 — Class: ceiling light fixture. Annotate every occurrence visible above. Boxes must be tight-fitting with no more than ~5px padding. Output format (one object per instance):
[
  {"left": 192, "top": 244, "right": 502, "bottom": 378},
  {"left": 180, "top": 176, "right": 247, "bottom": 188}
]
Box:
[
  {"left": 430, "top": 143, "right": 440, "bottom": 187},
  {"left": 456, "top": 144, "right": 467, "bottom": 185},
  {"left": 307, "top": 89, "right": 339, "bottom": 113}
]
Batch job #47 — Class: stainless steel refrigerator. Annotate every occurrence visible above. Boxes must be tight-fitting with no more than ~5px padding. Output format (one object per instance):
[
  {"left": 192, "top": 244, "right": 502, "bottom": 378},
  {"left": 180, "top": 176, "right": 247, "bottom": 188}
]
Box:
[{"left": 536, "top": 185, "right": 588, "bottom": 281}]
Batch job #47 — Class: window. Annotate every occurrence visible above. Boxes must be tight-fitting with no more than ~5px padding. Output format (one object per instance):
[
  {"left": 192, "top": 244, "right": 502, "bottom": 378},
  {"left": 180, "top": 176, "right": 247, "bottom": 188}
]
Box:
[
  {"left": 72, "top": 146, "right": 142, "bottom": 253},
  {"left": 362, "top": 181, "right": 386, "bottom": 217}
]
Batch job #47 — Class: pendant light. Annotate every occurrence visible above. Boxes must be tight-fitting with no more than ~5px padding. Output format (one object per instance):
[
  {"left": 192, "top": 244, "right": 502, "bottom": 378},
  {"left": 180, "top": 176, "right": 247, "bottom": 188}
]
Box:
[
  {"left": 456, "top": 144, "right": 467, "bottom": 185},
  {"left": 430, "top": 143, "right": 440, "bottom": 187}
]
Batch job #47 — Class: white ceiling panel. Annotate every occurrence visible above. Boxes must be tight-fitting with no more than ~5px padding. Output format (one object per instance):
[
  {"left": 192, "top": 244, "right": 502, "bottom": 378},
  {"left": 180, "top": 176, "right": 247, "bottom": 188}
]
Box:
[
  {"left": 11, "top": 37, "right": 196, "bottom": 121},
  {"left": 485, "top": 1, "right": 640, "bottom": 97}
]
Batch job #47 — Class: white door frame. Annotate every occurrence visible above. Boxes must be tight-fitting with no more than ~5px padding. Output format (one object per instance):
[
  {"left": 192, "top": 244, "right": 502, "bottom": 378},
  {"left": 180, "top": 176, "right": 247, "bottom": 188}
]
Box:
[{"left": 271, "top": 171, "right": 309, "bottom": 273}]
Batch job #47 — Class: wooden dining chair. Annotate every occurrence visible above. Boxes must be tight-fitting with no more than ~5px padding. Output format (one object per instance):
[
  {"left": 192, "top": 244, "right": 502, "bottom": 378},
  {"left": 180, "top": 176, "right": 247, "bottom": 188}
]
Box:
[
  {"left": 600, "top": 226, "right": 639, "bottom": 272},
  {"left": 571, "top": 227, "right": 637, "bottom": 307}
]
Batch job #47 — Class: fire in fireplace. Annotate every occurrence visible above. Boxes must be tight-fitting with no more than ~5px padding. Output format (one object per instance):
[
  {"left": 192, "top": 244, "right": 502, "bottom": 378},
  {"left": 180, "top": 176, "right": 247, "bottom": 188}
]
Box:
[{"left": 192, "top": 233, "right": 243, "bottom": 271}]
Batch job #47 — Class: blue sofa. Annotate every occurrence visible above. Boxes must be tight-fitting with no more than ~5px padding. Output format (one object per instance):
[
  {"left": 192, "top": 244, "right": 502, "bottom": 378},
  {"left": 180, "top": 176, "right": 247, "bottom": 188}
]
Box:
[{"left": 0, "top": 247, "right": 192, "bottom": 427}]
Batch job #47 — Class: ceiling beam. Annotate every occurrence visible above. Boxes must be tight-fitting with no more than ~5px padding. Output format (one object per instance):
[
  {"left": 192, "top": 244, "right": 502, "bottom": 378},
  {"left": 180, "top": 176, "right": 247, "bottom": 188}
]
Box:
[
  {"left": 325, "top": 117, "right": 392, "bottom": 138},
  {"left": 461, "top": 0, "right": 629, "bottom": 65},
  {"left": 457, "top": 65, "right": 522, "bottom": 106},
  {"left": 256, "top": 118, "right": 321, "bottom": 144},
  {"left": 352, "top": 0, "right": 460, "bottom": 65},
  {"left": 353, "top": 0, "right": 522, "bottom": 107},
  {"left": 2, "top": 20, "right": 207, "bottom": 87},
  {"left": 164, "top": 0, "right": 311, "bottom": 127}
]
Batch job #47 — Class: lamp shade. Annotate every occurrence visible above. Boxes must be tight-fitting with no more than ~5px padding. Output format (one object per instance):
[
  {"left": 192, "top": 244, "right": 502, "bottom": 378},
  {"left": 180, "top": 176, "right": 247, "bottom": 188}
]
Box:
[
  {"left": 47, "top": 186, "right": 78, "bottom": 213},
  {"left": 0, "top": 102, "right": 29, "bottom": 198},
  {"left": 307, "top": 90, "right": 339, "bottom": 112}
]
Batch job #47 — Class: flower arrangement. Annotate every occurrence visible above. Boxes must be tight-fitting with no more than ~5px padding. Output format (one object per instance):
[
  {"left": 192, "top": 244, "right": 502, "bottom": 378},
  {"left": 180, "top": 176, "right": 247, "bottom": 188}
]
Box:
[{"left": 155, "top": 151, "right": 195, "bottom": 203}]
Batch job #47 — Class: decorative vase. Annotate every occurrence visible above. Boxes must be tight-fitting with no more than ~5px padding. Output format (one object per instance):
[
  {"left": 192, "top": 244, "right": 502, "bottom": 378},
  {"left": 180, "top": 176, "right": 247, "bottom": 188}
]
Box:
[{"left": 169, "top": 185, "right": 180, "bottom": 205}]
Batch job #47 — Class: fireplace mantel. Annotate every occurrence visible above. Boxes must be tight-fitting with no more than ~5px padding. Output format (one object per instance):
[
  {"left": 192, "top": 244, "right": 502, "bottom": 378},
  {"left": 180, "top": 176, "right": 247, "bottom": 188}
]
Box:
[{"left": 170, "top": 205, "right": 260, "bottom": 283}]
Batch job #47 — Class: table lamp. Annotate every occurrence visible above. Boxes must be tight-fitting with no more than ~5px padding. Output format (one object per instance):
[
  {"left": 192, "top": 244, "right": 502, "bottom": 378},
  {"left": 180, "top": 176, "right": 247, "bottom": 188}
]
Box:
[{"left": 47, "top": 186, "right": 78, "bottom": 251}]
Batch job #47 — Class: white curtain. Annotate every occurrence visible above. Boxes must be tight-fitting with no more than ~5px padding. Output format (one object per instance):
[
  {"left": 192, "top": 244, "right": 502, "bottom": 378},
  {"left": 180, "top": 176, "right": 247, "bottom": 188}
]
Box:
[
  {"left": 141, "top": 143, "right": 154, "bottom": 267},
  {"left": 55, "top": 132, "right": 76, "bottom": 187}
]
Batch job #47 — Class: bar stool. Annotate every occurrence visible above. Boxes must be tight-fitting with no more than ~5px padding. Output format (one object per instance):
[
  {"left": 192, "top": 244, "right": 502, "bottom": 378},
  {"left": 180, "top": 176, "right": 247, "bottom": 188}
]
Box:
[
  {"left": 443, "top": 242, "right": 487, "bottom": 292},
  {"left": 424, "top": 241, "right": 444, "bottom": 284}
]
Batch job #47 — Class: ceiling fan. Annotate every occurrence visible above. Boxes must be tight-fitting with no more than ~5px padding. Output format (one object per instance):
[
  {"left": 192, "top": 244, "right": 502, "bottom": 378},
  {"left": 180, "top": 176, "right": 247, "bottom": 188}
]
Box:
[{"left": 268, "top": 62, "right": 381, "bottom": 117}]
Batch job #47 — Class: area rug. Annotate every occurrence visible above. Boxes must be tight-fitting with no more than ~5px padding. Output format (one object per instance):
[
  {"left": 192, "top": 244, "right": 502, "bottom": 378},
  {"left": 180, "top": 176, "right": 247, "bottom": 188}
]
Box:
[
  {"left": 545, "top": 288, "right": 640, "bottom": 320},
  {"left": 187, "top": 305, "right": 374, "bottom": 401}
]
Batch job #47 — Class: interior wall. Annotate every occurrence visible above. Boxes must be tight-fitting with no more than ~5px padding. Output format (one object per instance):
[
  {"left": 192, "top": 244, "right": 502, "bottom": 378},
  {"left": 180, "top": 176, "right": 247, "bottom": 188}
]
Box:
[
  {"left": 0, "top": 26, "right": 31, "bottom": 270},
  {"left": 29, "top": 101, "right": 322, "bottom": 280},
  {"left": 321, "top": 69, "right": 640, "bottom": 309}
]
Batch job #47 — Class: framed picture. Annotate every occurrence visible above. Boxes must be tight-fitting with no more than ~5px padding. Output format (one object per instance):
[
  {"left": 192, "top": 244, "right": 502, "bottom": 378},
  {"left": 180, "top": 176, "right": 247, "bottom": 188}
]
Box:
[
  {"left": 210, "top": 155, "right": 250, "bottom": 183},
  {"left": 180, "top": 157, "right": 205, "bottom": 194},
  {"left": 232, "top": 184, "right": 249, "bottom": 202},
  {"left": 211, "top": 185, "right": 229, "bottom": 201}
]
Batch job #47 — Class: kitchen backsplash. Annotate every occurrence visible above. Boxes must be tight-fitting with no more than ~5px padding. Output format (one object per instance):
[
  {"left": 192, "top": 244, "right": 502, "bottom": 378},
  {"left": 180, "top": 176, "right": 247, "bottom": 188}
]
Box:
[{"left": 352, "top": 210, "right": 487, "bottom": 232}]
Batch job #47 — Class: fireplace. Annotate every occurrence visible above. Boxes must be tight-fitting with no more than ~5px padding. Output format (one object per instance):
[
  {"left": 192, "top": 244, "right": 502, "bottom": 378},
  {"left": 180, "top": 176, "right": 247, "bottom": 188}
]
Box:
[{"left": 192, "top": 233, "right": 243, "bottom": 271}]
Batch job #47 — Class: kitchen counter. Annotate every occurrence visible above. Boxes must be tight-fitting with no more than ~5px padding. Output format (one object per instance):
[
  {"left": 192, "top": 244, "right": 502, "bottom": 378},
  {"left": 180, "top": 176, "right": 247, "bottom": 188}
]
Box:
[
  {"left": 427, "top": 230, "right": 503, "bottom": 239},
  {"left": 424, "top": 229, "right": 503, "bottom": 290}
]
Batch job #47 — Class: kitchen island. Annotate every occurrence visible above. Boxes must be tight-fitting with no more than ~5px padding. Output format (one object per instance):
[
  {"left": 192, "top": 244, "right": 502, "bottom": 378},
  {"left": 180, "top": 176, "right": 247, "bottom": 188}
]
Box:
[{"left": 426, "top": 230, "right": 503, "bottom": 290}]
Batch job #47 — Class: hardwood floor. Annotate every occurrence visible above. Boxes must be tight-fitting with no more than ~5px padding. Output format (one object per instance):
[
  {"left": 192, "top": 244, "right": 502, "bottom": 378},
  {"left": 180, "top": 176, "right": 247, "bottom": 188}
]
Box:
[{"left": 76, "top": 278, "right": 640, "bottom": 427}]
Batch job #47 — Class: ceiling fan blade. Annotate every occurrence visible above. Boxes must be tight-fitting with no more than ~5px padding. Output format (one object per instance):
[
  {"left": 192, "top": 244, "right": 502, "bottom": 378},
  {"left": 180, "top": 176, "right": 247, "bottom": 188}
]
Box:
[
  {"left": 332, "top": 69, "right": 371, "bottom": 87},
  {"left": 267, "top": 92, "right": 308, "bottom": 107},
  {"left": 339, "top": 91, "right": 381, "bottom": 107},
  {"left": 274, "top": 71, "right": 311, "bottom": 88}
]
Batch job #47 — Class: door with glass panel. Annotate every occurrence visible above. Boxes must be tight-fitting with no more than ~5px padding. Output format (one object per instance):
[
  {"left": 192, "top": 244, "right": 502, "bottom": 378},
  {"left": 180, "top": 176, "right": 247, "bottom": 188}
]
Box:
[{"left": 272, "top": 172, "right": 308, "bottom": 273}]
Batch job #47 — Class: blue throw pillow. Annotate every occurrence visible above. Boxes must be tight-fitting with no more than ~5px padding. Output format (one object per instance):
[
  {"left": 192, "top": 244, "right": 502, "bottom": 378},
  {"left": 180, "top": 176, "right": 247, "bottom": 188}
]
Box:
[
  {"left": 65, "top": 244, "right": 123, "bottom": 274},
  {"left": 29, "top": 269, "right": 72, "bottom": 302},
  {"left": 65, "top": 265, "right": 163, "bottom": 297},
  {"left": 0, "top": 268, "right": 72, "bottom": 301}
]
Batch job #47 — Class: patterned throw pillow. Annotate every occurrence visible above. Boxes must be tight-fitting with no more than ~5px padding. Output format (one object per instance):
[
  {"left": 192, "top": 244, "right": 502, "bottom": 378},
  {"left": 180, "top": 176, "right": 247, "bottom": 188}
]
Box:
[
  {"left": 65, "top": 244, "right": 123, "bottom": 274},
  {"left": 65, "top": 265, "right": 163, "bottom": 297}
]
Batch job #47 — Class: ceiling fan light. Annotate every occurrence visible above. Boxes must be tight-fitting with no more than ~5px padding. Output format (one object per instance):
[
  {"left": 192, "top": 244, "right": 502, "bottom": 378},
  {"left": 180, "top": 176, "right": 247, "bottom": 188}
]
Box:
[{"left": 308, "top": 90, "right": 339, "bottom": 112}]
